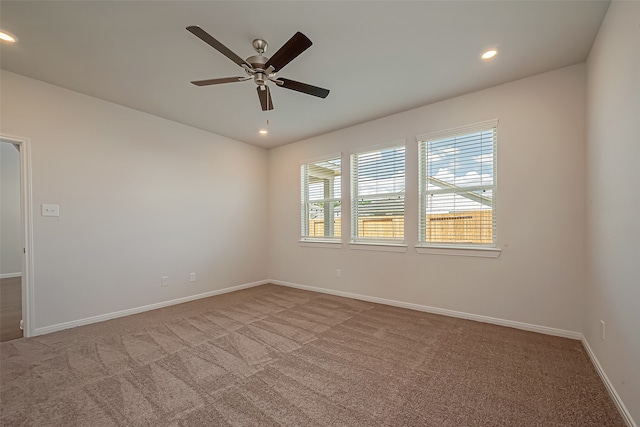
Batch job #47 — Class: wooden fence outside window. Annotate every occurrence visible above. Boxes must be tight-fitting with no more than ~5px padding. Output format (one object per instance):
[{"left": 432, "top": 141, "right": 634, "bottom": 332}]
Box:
[{"left": 307, "top": 209, "right": 492, "bottom": 243}]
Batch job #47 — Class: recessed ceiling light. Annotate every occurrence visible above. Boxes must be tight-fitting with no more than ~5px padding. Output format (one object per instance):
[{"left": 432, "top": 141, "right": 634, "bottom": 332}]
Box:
[
  {"left": 0, "top": 31, "right": 17, "bottom": 43},
  {"left": 259, "top": 129, "right": 268, "bottom": 135},
  {"left": 481, "top": 48, "right": 498, "bottom": 61}
]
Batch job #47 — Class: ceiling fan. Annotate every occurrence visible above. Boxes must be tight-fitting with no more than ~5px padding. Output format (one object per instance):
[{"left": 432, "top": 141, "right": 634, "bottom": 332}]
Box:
[{"left": 187, "top": 26, "right": 330, "bottom": 111}]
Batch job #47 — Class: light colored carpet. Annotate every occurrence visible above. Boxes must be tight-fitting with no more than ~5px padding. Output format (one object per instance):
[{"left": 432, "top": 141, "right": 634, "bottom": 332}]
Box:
[{"left": 0, "top": 284, "right": 624, "bottom": 426}]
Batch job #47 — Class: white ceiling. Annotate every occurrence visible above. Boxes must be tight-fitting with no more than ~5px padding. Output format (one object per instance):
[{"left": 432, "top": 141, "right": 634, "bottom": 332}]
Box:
[{"left": 0, "top": 1, "right": 609, "bottom": 148}]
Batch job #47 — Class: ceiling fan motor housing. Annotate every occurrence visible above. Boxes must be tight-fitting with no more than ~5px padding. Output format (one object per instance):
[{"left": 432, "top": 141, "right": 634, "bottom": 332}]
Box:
[{"left": 247, "top": 54, "right": 269, "bottom": 86}]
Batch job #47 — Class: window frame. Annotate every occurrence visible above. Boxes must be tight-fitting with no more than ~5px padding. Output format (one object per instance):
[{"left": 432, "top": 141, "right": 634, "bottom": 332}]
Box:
[
  {"left": 416, "top": 120, "right": 500, "bottom": 257},
  {"left": 300, "top": 153, "right": 343, "bottom": 245},
  {"left": 349, "top": 140, "right": 407, "bottom": 249}
]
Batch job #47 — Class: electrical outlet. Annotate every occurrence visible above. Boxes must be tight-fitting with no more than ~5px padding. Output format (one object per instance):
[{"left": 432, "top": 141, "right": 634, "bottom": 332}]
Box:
[
  {"left": 41, "top": 204, "right": 60, "bottom": 217},
  {"left": 161, "top": 276, "right": 169, "bottom": 287},
  {"left": 336, "top": 269, "right": 341, "bottom": 278},
  {"left": 600, "top": 320, "right": 605, "bottom": 341},
  {"left": 189, "top": 272, "right": 196, "bottom": 282}
]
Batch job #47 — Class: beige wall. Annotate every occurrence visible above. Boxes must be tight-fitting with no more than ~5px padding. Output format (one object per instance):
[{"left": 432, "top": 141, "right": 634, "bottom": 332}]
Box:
[
  {"left": 585, "top": 0, "right": 640, "bottom": 422},
  {"left": 269, "top": 64, "right": 587, "bottom": 334},
  {"left": 0, "top": 70, "right": 269, "bottom": 330},
  {"left": 1, "top": 141, "right": 22, "bottom": 275}
]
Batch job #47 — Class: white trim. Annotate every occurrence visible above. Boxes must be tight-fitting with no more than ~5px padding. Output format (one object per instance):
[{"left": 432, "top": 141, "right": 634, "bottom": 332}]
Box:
[
  {"left": 0, "top": 272, "right": 22, "bottom": 279},
  {"left": 23, "top": 138, "right": 35, "bottom": 338},
  {"left": 349, "top": 242, "right": 408, "bottom": 253},
  {"left": 415, "top": 245, "right": 501, "bottom": 258},
  {"left": 582, "top": 338, "right": 637, "bottom": 427},
  {"left": 299, "top": 240, "right": 343, "bottom": 249},
  {"left": 33, "top": 280, "right": 268, "bottom": 336},
  {"left": 270, "top": 280, "right": 580, "bottom": 339}
]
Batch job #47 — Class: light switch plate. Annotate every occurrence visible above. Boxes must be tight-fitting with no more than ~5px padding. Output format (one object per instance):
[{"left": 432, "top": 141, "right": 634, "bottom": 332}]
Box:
[{"left": 42, "top": 204, "right": 60, "bottom": 217}]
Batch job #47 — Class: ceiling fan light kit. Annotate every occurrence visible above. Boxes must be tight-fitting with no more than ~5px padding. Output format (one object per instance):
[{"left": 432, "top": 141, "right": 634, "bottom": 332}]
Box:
[{"left": 187, "top": 26, "right": 330, "bottom": 111}]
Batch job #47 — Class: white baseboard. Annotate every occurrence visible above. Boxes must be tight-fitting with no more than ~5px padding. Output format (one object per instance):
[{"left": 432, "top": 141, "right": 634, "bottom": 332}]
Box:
[
  {"left": 582, "top": 338, "right": 637, "bottom": 427},
  {"left": 33, "top": 280, "right": 269, "bottom": 336},
  {"left": 270, "top": 279, "right": 582, "bottom": 340},
  {"left": 0, "top": 272, "right": 22, "bottom": 279}
]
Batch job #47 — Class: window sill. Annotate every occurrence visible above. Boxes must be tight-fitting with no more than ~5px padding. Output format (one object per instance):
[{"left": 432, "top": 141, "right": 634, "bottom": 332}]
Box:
[
  {"left": 415, "top": 245, "right": 501, "bottom": 258},
  {"left": 349, "top": 242, "right": 408, "bottom": 253},
  {"left": 299, "top": 240, "right": 343, "bottom": 249}
]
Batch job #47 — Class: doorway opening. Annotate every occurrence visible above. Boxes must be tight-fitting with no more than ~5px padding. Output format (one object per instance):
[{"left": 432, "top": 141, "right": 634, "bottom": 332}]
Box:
[{"left": 0, "top": 136, "right": 33, "bottom": 340}]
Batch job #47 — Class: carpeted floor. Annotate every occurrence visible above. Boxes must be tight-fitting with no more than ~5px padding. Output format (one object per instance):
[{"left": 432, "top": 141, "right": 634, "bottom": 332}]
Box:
[{"left": 0, "top": 284, "right": 624, "bottom": 426}]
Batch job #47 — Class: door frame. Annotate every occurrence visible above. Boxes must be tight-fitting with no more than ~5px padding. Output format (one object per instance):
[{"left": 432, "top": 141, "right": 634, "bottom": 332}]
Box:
[{"left": 1, "top": 135, "right": 34, "bottom": 337}]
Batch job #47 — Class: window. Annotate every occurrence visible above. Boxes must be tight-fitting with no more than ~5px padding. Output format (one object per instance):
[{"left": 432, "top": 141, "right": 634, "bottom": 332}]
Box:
[
  {"left": 351, "top": 143, "right": 405, "bottom": 243},
  {"left": 301, "top": 156, "right": 342, "bottom": 240},
  {"left": 418, "top": 120, "right": 497, "bottom": 247}
]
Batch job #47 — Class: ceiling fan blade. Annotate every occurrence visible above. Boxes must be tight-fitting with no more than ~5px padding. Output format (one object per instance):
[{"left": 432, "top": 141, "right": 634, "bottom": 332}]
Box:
[
  {"left": 278, "top": 78, "right": 330, "bottom": 98},
  {"left": 264, "top": 32, "right": 312, "bottom": 72},
  {"left": 191, "top": 77, "right": 247, "bottom": 86},
  {"left": 187, "top": 26, "right": 251, "bottom": 68},
  {"left": 257, "top": 86, "right": 274, "bottom": 111}
]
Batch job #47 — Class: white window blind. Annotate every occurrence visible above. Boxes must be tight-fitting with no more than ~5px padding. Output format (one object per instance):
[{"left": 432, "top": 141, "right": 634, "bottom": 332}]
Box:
[
  {"left": 351, "top": 143, "right": 405, "bottom": 242},
  {"left": 418, "top": 120, "right": 497, "bottom": 246},
  {"left": 301, "top": 156, "right": 342, "bottom": 239}
]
